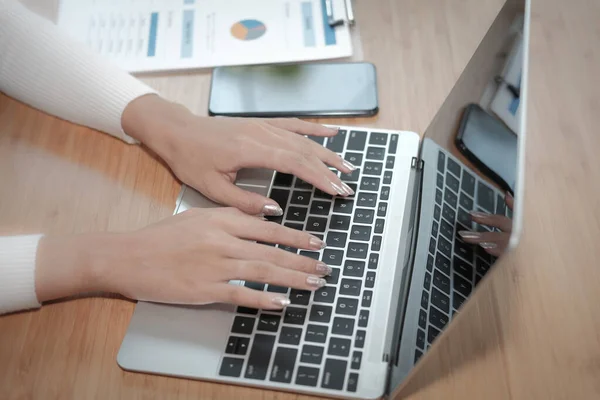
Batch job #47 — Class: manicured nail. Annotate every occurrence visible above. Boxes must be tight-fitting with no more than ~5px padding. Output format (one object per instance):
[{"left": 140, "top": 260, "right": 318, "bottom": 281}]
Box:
[
  {"left": 330, "top": 181, "right": 346, "bottom": 196},
  {"left": 309, "top": 236, "right": 326, "bottom": 250},
  {"left": 271, "top": 296, "right": 291, "bottom": 308},
  {"left": 306, "top": 275, "right": 327, "bottom": 288},
  {"left": 341, "top": 182, "right": 355, "bottom": 195},
  {"left": 342, "top": 159, "right": 357, "bottom": 171},
  {"left": 329, "top": 126, "right": 340, "bottom": 134},
  {"left": 479, "top": 242, "right": 497, "bottom": 249},
  {"left": 470, "top": 211, "right": 489, "bottom": 219},
  {"left": 458, "top": 230, "right": 481, "bottom": 239},
  {"left": 262, "top": 204, "right": 283, "bottom": 216},
  {"left": 316, "top": 262, "right": 332, "bottom": 275}
]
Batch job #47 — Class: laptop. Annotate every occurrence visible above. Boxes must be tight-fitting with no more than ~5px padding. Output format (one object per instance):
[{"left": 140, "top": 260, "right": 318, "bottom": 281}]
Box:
[{"left": 117, "top": 0, "right": 529, "bottom": 398}]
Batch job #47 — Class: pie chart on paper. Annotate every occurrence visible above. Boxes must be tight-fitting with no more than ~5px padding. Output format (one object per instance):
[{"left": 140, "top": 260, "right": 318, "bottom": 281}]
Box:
[{"left": 231, "top": 19, "right": 267, "bottom": 41}]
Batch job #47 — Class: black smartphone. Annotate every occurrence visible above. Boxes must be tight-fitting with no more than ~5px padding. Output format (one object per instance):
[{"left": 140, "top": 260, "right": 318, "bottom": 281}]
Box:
[
  {"left": 208, "top": 62, "right": 378, "bottom": 118},
  {"left": 455, "top": 103, "right": 518, "bottom": 194}
]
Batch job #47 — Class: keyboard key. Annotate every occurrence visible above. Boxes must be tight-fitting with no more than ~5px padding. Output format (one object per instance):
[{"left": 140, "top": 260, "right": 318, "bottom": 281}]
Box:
[
  {"left": 432, "top": 221, "right": 439, "bottom": 237},
  {"left": 283, "top": 307, "right": 307, "bottom": 325},
  {"left": 368, "top": 253, "right": 379, "bottom": 269},
  {"left": 429, "top": 306, "right": 449, "bottom": 330},
  {"left": 439, "top": 219, "right": 453, "bottom": 240},
  {"left": 290, "top": 190, "right": 311, "bottom": 206},
  {"left": 434, "top": 204, "right": 441, "bottom": 221},
  {"left": 347, "top": 131, "right": 367, "bottom": 151},
  {"left": 415, "top": 350, "right": 423, "bottom": 363},
  {"left": 340, "top": 168, "right": 361, "bottom": 182},
  {"left": 357, "top": 192, "right": 377, "bottom": 207},
  {"left": 442, "top": 203, "right": 456, "bottom": 223},
  {"left": 268, "top": 188, "right": 290, "bottom": 219},
  {"left": 274, "top": 172, "right": 294, "bottom": 187},
  {"left": 355, "top": 330, "right": 366, "bottom": 348},
  {"left": 475, "top": 273, "right": 483, "bottom": 286},
  {"left": 383, "top": 171, "right": 393, "bottom": 186},
  {"left": 351, "top": 351, "right": 363, "bottom": 370},
  {"left": 306, "top": 216, "right": 327, "bottom": 232},
  {"left": 496, "top": 194, "right": 506, "bottom": 215},
  {"left": 278, "top": 243, "right": 298, "bottom": 253},
  {"left": 296, "top": 366, "right": 319, "bottom": 387},
  {"left": 360, "top": 176, "right": 380, "bottom": 191},
  {"left": 477, "top": 245, "right": 492, "bottom": 264},
  {"left": 329, "top": 214, "right": 351, "bottom": 231},
  {"left": 421, "top": 291, "right": 429, "bottom": 309},
  {"left": 416, "top": 328, "right": 426, "bottom": 350},
  {"left": 328, "top": 338, "right": 351, "bottom": 357},
  {"left": 314, "top": 188, "right": 333, "bottom": 200},
  {"left": 370, "top": 132, "right": 388, "bottom": 145},
  {"left": 428, "top": 326, "right": 441, "bottom": 344},
  {"left": 418, "top": 309, "right": 427, "bottom": 329},
  {"left": 244, "top": 281, "right": 265, "bottom": 291},
  {"left": 427, "top": 254, "right": 434, "bottom": 272},
  {"left": 476, "top": 257, "right": 491, "bottom": 275},
  {"left": 477, "top": 182, "right": 495, "bottom": 213},
  {"left": 430, "top": 238, "right": 436, "bottom": 255},
  {"left": 377, "top": 202, "right": 388, "bottom": 217},
  {"left": 336, "top": 297, "right": 359, "bottom": 316},
  {"left": 220, "top": 357, "right": 244, "bottom": 377},
  {"left": 326, "top": 130, "right": 347, "bottom": 152},
  {"left": 366, "top": 146, "right": 385, "bottom": 160},
  {"left": 444, "top": 189, "right": 458, "bottom": 209},
  {"left": 267, "top": 285, "right": 289, "bottom": 293},
  {"left": 231, "top": 316, "right": 255, "bottom": 335},
  {"left": 305, "top": 324, "right": 328, "bottom": 343},
  {"left": 453, "top": 291, "right": 467, "bottom": 310},
  {"left": 365, "top": 271, "right": 376, "bottom": 288},
  {"left": 326, "top": 231, "right": 348, "bottom": 248},
  {"left": 386, "top": 156, "right": 395, "bottom": 169},
  {"left": 435, "top": 253, "right": 451, "bottom": 276},
  {"left": 447, "top": 158, "right": 461, "bottom": 178},
  {"left": 436, "top": 173, "right": 444, "bottom": 189},
  {"left": 437, "top": 236, "right": 452, "bottom": 259},
  {"left": 257, "top": 313, "right": 280, "bottom": 332},
  {"left": 435, "top": 189, "right": 443, "bottom": 205},
  {"left": 374, "top": 219, "right": 385, "bottom": 234},
  {"left": 453, "top": 273, "right": 473, "bottom": 298},
  {"left": 358, "top": 310, "right": 369, "bottom": 327},
  {"left": 322, "top": 358, "right": 347, "bottom": 390},
  {"left": 362, "top": 290, "right": 373, "bottom": 307},
  {"left": 454, "top": 256, "right": 474, "bottom": 280},
  {"left": 433, "top": 270, "right": 450, "bottom": 294},
  {"left": 309, "top": 304, "right": 332, "bottom": 323},
  {"left": 295, "top": 178, "right": 312, "bottom": 189},
  {"left": 457, "top": 207, "right": 472, "bottom": 229},
  {"left": 345, "top": 152, "right": 363, "bottom": 166},
  {"left": 350, "top": 225, "right": 372, "bottom": 241},
  {"left": 270, "top": 347, "right": 297, "bottom": 383},
  {"left": 340, "top": 278, "right": 362, "bottom": 296},
  {"left": 446, "top": 173, "right": 460, "bottom": 193},
  {"left": 245, "top": 334, "right": 275, "bottom": 380},
  {"left": 333, "top": 198, "right": 354, "bottom": 214},
  {"left": 322, "top": 249, "right": 344, "bottom": 265},
  {"left": 455, "top": 238, "right": 474, "bottom": 262},
  {"left": 308, "top": 135, "right": 325, "bottom": 145},
  {"left": 354, "top": 208, "right": 375, "bottom": 224},
  {"left": 364, "top": 161, "right": 383, "bottom": 176},
  {"left": 344, "top": 260, "right": 366, "bottom": 277},
  {"left": 431, "top": 287, "right": 450, "bottom": 313},
  {"left": 300, "top": 345, "right": 324, "bottom": 364},
  {"left": 309, "top": 200, "right": 331, "bottom": 216},
  {"left": 332, "top": 317, "right": 355, "bottom": 335},
  {"left": 347, "top": 373, "right": 359, "bottom": 392},
  {"left": 371, "top": 236, "right": 382, "bottom": 252},
  {"left": 389, "top": 134, "right": 398, "bottom": 154},
  {"left": 381, "top": 186, "right": 390, "bottom": 200},
  {"left": 279, "top": 326, "right": 302, "bottom": 345},
  {"left": 461, "top": 170, "right": 475, "bottom": 196},
  {"left": 226, "top": 336, "right": 250, "bottom": 355},
  {"left": 237, "top": 306, "right": 258, "bottom": 315},
  {"left": 285, "top": 222, "right": 304, "bottom": 231},
  {"left": 299, "top": 251, "right": 319, "bottom": 260},
  {"left": 424, "top": 271, "right": 431, "bottom": 290},
  {"left": 314, "top": 286, "right": 337, "bottom": 303},
  {"left": 459, "top": 192, "right": 474, "bottom": 211},
  {"left": 347, "top": 243, "right": 369, "bottom": 259},
  {"left": 437, "top": 151, "right": 445, "bottom": 173},
  {"left": 325, "top": 267, "right": 340, "bottom": 285}
]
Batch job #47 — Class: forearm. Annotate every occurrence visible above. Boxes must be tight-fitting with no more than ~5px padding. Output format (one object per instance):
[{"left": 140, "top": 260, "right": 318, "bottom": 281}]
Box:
[{"left": 0, "top": 0, "right": 157, "bottom": 143}]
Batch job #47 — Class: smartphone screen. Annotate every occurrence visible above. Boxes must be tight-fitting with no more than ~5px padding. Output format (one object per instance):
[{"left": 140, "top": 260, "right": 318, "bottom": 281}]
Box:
[
  {"left": 457, "top": 104, "right": 518, "bottom": 192},
  {"left": 208, "top": 62, "right": 378, "bottom": 117}
]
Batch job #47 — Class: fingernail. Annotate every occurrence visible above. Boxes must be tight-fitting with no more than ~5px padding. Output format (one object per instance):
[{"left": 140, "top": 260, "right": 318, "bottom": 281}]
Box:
[
  {"left": 470, "top": 211, "right": 489, "bottom": 219},
  {"left": 505, "top": 191, "right": 513, "bottom": 200},
  {"left": 341, "top": 182, "right": 355, "bottom": 195},
  {"left": 262, "top": 204, "right": 283, "bottom": 216},
  {"left": 271, "top": 296, "right": 291, "bottom": 308},
  {"left": 306, "top": 275, "right": 327, "bottom": 288},
  {"left": 316, "top": 262, "right": 332, "bottom": 275},
  {"left": 309, "top": 236, "right": 326, "bottom": 250},
  {"left": 330, "top": 181, "right": 346, "bottom": 196},
  {"left": 458, "top": 230, "right": 481, "bottom": 239},
  {"left": 329, "top": 126, "right": 340, "bottom": 134},
  {"left": 342, "top": 159, "right": 357, "bottom": 171},
  {"left": 479, "top": 242, "right": 497, "bottom": 249}
]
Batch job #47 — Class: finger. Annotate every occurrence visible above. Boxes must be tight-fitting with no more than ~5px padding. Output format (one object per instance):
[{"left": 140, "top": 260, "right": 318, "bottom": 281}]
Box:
[
  {"left": 202, "top": 174, "right": 284, "bottom": 217},
  {"left": 228, "top": 260, "right": 327, "bottom": 291},
  {"left": 458, "top": 230, "right": 510, "bottom": 257},
  {"left": 211, "top": 283, "right": 291, "bottom": 310},
  {"left": 505, "top": 191, "right": 514, "bottom": 210},
  {"left": 267, "top": 118, "right": 339, "bottom": 137},
  {"left": 470, "top": 211, "right": 512, "bottom": 232}
]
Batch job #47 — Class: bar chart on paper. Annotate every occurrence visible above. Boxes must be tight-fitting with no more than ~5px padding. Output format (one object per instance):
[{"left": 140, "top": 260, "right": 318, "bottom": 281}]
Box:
[{"left": 56, "top": 0, "right": 354, "bottom": 73}]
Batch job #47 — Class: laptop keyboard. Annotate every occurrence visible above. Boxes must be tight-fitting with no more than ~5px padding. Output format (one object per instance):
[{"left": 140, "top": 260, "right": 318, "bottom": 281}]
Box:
[
  {"left": 218, "top": 129, "right": 398, "bottom": 392},
  {"left": 413, "top": 150, "right": 508, "bottom": 362}
]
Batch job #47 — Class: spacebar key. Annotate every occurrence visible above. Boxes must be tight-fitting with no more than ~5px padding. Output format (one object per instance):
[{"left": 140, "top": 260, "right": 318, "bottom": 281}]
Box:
[{"left": 245, "top": 334, "right": 276, "bottom": 380}]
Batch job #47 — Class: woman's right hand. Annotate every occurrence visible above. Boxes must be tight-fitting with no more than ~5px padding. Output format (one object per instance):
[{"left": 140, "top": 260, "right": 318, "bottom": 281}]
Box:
[{"left": 35, "top": 208, "right": 331, "bottom": 310}]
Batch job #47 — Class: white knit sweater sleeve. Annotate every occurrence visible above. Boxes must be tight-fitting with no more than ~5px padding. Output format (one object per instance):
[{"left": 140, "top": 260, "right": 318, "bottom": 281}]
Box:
[{"left": 0, "top": 0, "right": 158, "bottom": 314}]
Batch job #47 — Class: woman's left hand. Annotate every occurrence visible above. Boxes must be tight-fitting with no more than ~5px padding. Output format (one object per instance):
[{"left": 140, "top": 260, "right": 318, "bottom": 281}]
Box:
[{"left": 122, "top": 95, "right": 356, "bottom": 216}]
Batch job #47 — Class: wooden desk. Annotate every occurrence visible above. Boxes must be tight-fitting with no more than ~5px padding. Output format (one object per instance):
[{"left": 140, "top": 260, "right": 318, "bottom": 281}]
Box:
[{"left": 1, "top": 0, "right": 599, "bottom": 399}]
